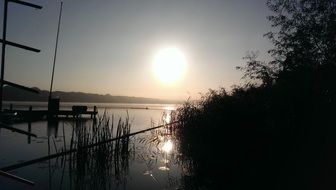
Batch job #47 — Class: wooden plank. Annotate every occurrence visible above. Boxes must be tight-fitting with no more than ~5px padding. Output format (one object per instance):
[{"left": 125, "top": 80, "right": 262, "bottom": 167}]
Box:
[
  {"left": 9, "top": 0, "right": 42, "bottom": 9},
  {"left": 0, "top": 170, "right": 35, "bottom": 185},
  {"left": 6, "top": 109, "right": 98, "bottom": 122},
  {"left": 0, "top": 123, "right": 37, "bottom": 137},
  {"left": 1, "top": 79, "right": 39, "bottom": 93},
  {"left": 0, "top": 39, "right": 40, "bottom": 52}
]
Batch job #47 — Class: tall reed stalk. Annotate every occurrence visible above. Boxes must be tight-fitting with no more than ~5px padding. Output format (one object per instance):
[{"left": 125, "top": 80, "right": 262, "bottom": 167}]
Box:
[{"left": 65, "top": 112, "right": 132, "bottom": 190}]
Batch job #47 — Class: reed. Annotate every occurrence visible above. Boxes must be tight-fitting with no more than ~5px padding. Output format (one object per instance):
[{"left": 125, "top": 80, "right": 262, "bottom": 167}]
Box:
[{"left": 65, "top": 112, "right": 132, "bottom": 190}]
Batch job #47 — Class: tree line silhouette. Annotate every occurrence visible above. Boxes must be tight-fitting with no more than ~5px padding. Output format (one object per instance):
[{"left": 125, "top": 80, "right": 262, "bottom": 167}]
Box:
[{"left": 174, "top": 0, "right": 336, "bottom": 189}]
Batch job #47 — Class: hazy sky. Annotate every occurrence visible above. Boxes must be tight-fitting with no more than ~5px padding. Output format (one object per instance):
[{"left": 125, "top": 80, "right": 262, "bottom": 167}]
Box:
[{"left": 1, "top": 0, "right": 272, "bottom": 100}]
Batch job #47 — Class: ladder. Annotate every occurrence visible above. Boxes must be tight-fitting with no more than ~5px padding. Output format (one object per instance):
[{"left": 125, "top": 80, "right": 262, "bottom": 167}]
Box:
[{"left": 0, "top": 0, "right": 43, "bottom": 111}]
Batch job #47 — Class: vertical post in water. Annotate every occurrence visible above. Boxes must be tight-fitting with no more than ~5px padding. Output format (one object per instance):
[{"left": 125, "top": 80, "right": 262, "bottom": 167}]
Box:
[
  {"left": 49, "top": 1, "right": 63, "bottom": 101},
  {"left": 0, "top": 0, "right": 9, "bottom": 111},
  {"left": 28, "top": 105, "right": 32, "bottom": 143}
]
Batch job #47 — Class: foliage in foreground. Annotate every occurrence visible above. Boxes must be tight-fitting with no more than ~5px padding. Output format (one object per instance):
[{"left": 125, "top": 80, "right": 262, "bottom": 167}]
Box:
[
  {"left": 174, "top": 65, "right": 336, "bottom": 189},
  {"left": 174, "top": 0, "right": 336, "bottom": 189}
]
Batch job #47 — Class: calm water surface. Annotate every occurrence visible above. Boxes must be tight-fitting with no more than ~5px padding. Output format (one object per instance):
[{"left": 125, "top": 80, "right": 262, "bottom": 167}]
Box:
[{"left": 0, "top": 102, "right": 184, "bottom": 190}]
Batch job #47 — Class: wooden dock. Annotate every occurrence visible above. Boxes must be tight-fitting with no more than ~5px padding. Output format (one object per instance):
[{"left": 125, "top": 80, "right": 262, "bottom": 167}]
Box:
[{"left": 2, "top": 105, "right": 98, "bottom": 122}]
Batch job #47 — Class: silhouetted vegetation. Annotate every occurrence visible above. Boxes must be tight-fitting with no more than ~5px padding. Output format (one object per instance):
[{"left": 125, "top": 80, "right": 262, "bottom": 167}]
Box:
[
  {"left": 174, "top": 0, "right": 336, "bottom": 189},
  {"left": 66, "top": 113, "right": 132, "bottom": 190}
]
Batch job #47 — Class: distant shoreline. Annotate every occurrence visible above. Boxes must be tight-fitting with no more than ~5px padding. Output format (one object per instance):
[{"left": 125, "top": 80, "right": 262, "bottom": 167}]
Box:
[
  {"left": 4, "top": 86, "right": 181, "bottom": 104},
  {"left": 3, "top": 101, "right": 179, "bottom": 111},
  {"left": 3, "top": 100, "right": 179, "bottom": 105}
]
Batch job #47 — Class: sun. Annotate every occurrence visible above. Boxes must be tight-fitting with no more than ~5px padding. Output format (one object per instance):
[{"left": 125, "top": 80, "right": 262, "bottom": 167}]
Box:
[{"left": 153, "top": 48, "right": 187, "bottom": 84}]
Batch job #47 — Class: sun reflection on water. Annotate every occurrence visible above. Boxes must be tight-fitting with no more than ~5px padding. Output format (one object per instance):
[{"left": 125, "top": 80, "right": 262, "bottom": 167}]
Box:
[
  {"left": 164, "top": 106, "right": 175, "bottom": 111},
  {"left": 158, "top": 166, "right": 170, "bottom": 171},
  {"left": 163, "top": 113, "right": 171, "bottom": 123},
  {"left": 162, "top": 139, "right": 173, "bottom": 153}
]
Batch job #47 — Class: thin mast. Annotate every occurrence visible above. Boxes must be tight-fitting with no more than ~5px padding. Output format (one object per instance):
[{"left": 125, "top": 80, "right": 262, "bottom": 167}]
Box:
[{"left": 49, "top": 1, "right": 63, "bottom": 100}]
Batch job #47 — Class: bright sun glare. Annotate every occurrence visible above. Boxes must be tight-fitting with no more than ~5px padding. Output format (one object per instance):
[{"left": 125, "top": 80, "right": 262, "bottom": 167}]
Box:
[
  {"left": 162, "top": 140, "right": 173, "bottom": 153},
  {"left": 153, "top": 48, "right": 187, "bottom": 84}
]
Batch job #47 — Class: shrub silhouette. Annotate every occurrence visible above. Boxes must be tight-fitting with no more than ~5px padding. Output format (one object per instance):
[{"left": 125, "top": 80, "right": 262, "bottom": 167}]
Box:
[{"left": 174, "top": 0, "right": 336, "bottom": 189}]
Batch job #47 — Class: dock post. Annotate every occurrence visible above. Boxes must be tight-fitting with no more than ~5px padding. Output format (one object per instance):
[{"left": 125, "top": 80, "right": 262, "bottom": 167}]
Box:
[
  {"left": 27, "top": 122, "right": 31, "bottom": 144},
  {"left": 93, "top": 106, "right": 97, "bottom": 119},
  {"left": 28, "top": 106, "right": 32, "bottom": 144},
  {"left": 48, "top": 98, "right": 59, "bottom": 119},
  {"left": 29, "top": 106, "right": 32, "bottom": 120}
]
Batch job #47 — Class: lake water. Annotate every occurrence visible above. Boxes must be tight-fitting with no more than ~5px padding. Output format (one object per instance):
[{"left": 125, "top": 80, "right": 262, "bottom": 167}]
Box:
[{"left": 0, "top": 102, "right": 185, "bottom": 190}]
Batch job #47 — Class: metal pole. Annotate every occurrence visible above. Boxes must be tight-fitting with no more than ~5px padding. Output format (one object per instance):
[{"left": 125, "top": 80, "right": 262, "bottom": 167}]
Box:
[
  {"left": 49, "top": 1, "right": 63, "bottom": 100},
  {"left": 0, "top": 0, "right": 8, "bottom": 111}
]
